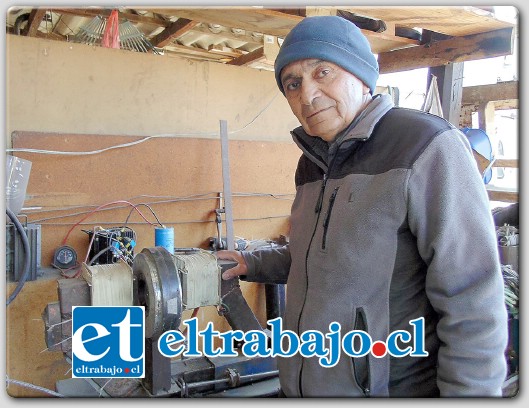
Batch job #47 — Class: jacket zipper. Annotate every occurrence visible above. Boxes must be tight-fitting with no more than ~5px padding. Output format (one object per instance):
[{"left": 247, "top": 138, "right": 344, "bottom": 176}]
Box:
[
  {"left": 322, "top": 187, "right": 339, "bottom": 250},
  {"left": 314, "top": 173, "right": 328, "bottom": 213},
  {"left": 298, "top": 172, "right": 327, "bottom": 396},
  {"left": 352, "top": 307, "right": 371, "bottom": 396}
]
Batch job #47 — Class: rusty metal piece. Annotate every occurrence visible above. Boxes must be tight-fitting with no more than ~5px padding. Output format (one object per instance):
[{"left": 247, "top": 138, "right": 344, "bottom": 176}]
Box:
[{"left": 42, "top": 302, "right": 62, "bottom": 352}]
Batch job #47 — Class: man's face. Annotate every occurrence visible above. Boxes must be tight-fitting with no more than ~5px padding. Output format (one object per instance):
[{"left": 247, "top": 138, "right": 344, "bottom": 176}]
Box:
[{"left": 280, "top": 59, "right": 371, "bottom": 142}]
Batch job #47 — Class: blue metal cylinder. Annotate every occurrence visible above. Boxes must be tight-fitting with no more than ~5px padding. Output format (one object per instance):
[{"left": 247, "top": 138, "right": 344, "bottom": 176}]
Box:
[{"left": 155, "top": 227, "right": 174, "bottom": 255}]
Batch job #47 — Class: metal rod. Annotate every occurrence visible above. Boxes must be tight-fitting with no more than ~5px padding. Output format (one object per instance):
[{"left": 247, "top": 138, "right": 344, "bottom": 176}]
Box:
[
  {"left": 220, "top": 120, "right": 235, "bottom": 251},
  {"left": 185, "top": 370, "right": 279, "bottom": 389}
]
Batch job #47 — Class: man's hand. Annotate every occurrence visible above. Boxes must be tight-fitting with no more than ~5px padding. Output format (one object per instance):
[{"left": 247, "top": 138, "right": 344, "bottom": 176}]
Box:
[{"left": 216, "top": 250, "right": 248, "bottom": 280}]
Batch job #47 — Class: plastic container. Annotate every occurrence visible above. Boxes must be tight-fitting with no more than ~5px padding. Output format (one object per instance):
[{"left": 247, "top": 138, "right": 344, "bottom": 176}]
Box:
[{"left": 5, "top": 155, "right": 32, "bottom": 216}]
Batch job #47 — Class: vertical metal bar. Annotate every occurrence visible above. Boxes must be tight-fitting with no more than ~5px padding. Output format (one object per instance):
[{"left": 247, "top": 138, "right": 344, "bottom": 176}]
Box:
[{"left": 219, "top": 120, "right": 235, "bottom": 251}]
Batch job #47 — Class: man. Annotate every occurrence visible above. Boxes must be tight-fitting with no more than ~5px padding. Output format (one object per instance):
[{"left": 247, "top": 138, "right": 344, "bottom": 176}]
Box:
[{"left": 218, "top": 15, "right": 507, "bottom": 397}]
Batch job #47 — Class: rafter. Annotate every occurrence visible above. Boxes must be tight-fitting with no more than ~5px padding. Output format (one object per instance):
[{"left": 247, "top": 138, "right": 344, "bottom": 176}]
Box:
[
  {"left": 22, "top": 9, "right": 47, "bottom": 37},
  {"left": 378, "top": 27, "right": 514, "bottom": 74},
  {"left": 150, "top": 18, "right": 199, "bottom": 47}
]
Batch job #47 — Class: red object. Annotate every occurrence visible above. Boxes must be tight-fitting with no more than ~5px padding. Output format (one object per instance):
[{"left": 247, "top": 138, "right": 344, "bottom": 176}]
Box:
[{"left": 102, "top": 9, "right": 120, "bottom": 49}]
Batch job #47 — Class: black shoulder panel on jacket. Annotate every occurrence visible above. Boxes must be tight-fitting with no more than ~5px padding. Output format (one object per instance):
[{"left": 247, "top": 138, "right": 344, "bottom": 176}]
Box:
[
  {"left": 295, "top": 154, "right": 324, "bottom": 187},
  {"left": 332, "top": 108, "right": 455, "bottom": 179}
]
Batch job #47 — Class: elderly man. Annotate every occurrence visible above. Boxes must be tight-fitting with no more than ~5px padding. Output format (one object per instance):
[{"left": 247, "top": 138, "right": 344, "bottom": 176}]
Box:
[{"left": 218, "top": 16, "right": 507, "bottom": 397}]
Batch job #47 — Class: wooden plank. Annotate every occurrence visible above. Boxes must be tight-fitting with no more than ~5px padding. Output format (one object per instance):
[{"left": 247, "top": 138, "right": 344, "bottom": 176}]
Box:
[
  {"left": 462, "top": 99, "right": 518, "bottom": 113},
  {"left": 36, "top": 30, "right": 65, "bottom": 41},
  {"left": 460, "top": 99, "right": 518, "bottom": 128},
  {"left": 227, "top": 47, "right": 264, "bottom": 66},
  {"left": 333, "top": 6, "right": 514, "bottom": 36},
  {"left": 208, "top": 44, "right": 244, "bottom": 58},
  {"left": 164, "top": 43, "right": 232, "bottom": 60},
  {"left": 378, "top": 27, "right": 514, "bottom": 74},
  {"left": 361, "top": 28, "right": 420, "bottom": 53},
  {"left": 478, "top": 101, "right": 495, "bottom": 136},
  {"left": 148, "top": 7, "right": 303, "bottom": 37},
  {"left": 21, "top": 8, "right": 47, "bottom": 37},
  {"left": 494, "top": 159, "right": 518, "bottom": 168},
  {"left": 150, "top": 18, "right": 199, "bottom": 47},
  {"left": 487, "top": 189, "right": 518, "bottom": 203},
  {"left": 462, "top": 81, "right": 518, "bottom": 105}
]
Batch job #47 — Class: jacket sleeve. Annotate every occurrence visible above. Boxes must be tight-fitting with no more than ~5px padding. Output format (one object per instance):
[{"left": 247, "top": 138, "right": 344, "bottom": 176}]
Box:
[
  {"left": 407, "top": 128, "right": 508, "bottom": 396},
  {"left": 239, "top": 245, "right": 291, "bottom": 284}
]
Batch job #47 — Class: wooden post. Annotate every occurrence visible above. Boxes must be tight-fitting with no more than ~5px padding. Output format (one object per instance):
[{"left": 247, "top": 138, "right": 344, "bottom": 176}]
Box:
[
  {"left": 478, "top": 101, "right": 496, "bottom": 137},
  {"left": 427, "top": 63, "right": 465, "bottom": 126}
]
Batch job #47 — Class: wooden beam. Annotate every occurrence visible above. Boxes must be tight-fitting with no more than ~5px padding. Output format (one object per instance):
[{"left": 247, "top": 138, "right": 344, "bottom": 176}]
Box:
[
  {"left": 462, "top": 81, "right": 518, "bottom": 105},
  {"left": 487, "top": 189, "right": 518, "bottom": 203},
  {"left": 227, "top": 47, "right": 264, "bottom": 66},
  {"left": 150, "top": 18, "right": 199, "bottom": 47},
  {"left": 478, "top": 101, "right": 496, "bottom": 136},
  {"left": 164, "top": 43, "right": 230, "bottom": 61},
  {"left": 148, "top": 8, "right": 303, "bottom": 37},
  {"left": 428, "top": 63, "right": 464, "bottom": 125},
  {"left": 331, "top": 6, "right": 514, "bottom": 36},
  {"left": 22, "top": 9, "right": 47, "bottom": 37},
  {"left": 494, "top": 159, "right": 518, "bottom": 168},
  {"left": 36, "top": 30, "right": 66, "bottom": 41},
  {"left": 208, "top": 44, "right": 244, "bottom": 58},
  {"left": 378, "top": 27, "right": 514, "bottom": 74},
  {"left": 50, "top": 8, "right": 171, "bottom": 27}
]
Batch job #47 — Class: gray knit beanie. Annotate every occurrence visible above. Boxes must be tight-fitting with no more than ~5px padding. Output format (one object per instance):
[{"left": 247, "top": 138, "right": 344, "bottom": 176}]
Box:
[{"left": 274, "top": 16, "right": 379, "bottom": 95}]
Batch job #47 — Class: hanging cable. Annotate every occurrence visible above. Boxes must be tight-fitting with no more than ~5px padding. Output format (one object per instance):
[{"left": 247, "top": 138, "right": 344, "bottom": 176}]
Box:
[
  {"left": 61, "top": 200, "right": 157, "bottom": 246},
  {"left": 6, "top": 208, "right": 31, "bottom": 306},
  {"left": 124, "top": 203, "right": 164, "bottom": 227}
]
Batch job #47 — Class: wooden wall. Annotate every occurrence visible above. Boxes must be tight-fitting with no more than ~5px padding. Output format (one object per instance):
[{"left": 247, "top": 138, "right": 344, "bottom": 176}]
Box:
[
  {"left": 5, "top": 33, "right": 304, "bottom": 398},
  {"left": 6, "top": 131, "right": 300, "bottom": 397}
]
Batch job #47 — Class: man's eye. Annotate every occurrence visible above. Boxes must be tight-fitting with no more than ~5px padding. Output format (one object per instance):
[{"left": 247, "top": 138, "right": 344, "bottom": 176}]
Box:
[
  {"left": 316, "top": 69, "right": 330, "bottom": 78},
  {"left": 286, "top": 81, "right": 300, "bottom": 91}
]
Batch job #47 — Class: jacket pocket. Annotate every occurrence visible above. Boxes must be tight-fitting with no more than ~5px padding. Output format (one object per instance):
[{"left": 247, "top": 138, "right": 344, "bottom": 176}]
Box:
[{"left": 352, "top": 307, "right": 371, "bottom": 396}]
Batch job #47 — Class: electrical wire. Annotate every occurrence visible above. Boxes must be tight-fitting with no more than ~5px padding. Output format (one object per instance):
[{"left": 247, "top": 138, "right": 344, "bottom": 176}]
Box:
[
  {"left": 88, "top": 245, "right": 115, "bottom": 266},
  {"left": 124, "top": 203, "right": 164, "bottom": 227},
  {"left": 84, "top": 226, "right": 105, "bottom": 264},
  {"left": 6, "top": 377, "right": 64, "bottom": 397},
  {"left": 61, "top": 200, "right": 158, "bottom": 246},
  {"left": 54, "top": 263, "right": 82, "bottom": 279},
  {"left": 25, "top": 192, "right": 294, "bottom": 224},
  {"left": 31, "top": 214, "right": 291, "bottom": 226}
]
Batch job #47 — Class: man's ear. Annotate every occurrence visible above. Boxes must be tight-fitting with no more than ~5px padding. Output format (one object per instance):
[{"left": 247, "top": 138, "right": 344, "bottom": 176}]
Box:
[{"left": 362, "top": 84, "right": 370, "bottom": 95}]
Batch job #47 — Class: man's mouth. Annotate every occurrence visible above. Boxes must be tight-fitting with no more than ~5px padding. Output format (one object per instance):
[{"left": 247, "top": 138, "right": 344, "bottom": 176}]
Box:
[{"left": 306, "top": 107, "right": 331, "bottom": 120}]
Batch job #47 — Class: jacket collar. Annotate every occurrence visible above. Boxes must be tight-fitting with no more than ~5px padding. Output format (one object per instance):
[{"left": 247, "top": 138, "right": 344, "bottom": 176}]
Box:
[{"left": 291, "top": 94, "right": 395, "bottom": 172}]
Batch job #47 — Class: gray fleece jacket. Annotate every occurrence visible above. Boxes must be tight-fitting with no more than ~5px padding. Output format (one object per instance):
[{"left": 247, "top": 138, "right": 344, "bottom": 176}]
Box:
[{"left": 241, "top": 94, "right": 508, "bottom": 397}]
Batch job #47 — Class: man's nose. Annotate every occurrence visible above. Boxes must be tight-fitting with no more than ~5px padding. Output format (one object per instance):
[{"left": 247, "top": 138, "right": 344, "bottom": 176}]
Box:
[{"left": 300, "top": 80, "right": 320, "bottom": 105}]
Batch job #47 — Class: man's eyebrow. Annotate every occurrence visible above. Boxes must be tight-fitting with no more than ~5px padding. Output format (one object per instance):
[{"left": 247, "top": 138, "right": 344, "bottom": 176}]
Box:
[
  {"left": 308, "top": 59, "right": 326, "bottom": 67},
  {"left": 281, "top": 72, "right": 299, "bottom": 85},
  {"left": 281, "top": 60, "right": 329, "bottom": 85}
]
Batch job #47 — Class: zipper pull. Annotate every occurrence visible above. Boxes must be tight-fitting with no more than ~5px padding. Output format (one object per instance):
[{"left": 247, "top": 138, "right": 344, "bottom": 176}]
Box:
[
  {"left": 315, "top": 174, "right": 327, "bottom": 213},
  {"left": 323, "top": 187, "right": 339, "bottom": 229}
]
